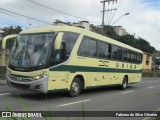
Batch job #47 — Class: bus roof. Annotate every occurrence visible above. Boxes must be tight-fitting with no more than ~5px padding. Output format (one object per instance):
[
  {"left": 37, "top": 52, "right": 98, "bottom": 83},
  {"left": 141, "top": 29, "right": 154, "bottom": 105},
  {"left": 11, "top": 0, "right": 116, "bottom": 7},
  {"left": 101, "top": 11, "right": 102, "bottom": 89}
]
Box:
[{"left": 20, "top": 26, "right": 143, "bottom": 53}]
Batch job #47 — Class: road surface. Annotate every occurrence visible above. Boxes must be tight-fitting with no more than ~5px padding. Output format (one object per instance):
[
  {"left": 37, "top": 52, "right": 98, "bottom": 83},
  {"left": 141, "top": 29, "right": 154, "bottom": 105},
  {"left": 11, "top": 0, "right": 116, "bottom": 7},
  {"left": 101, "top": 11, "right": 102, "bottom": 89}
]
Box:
[{"left": 0, "top": 78, "right": 160, "bottom": 120}]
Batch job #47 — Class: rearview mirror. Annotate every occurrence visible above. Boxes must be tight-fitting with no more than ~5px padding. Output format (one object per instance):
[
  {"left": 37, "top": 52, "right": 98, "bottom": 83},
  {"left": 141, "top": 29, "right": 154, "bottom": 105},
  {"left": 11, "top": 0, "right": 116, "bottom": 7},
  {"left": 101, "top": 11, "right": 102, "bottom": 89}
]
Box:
[{"left": 54, "top": 32, "right": 64, "bottom": 50}]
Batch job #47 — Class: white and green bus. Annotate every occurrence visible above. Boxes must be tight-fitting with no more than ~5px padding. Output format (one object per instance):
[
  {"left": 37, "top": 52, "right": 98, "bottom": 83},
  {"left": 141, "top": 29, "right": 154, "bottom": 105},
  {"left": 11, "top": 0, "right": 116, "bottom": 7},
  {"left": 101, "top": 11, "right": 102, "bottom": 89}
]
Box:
[{"left": 4, "top": 26, "right": 143, "bottom": 97}]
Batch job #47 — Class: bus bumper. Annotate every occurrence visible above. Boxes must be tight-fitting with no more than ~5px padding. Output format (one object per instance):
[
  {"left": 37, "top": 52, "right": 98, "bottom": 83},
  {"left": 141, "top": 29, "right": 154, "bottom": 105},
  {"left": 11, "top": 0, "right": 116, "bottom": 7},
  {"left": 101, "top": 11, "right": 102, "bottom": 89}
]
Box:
[{"left": 6, "top": 74, "right": 48, "bottom": 93}]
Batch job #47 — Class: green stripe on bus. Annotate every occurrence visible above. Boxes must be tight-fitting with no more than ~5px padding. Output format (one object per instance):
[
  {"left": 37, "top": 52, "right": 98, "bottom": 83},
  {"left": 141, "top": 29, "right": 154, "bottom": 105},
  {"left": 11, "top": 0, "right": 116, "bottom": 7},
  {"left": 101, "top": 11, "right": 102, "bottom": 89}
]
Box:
[{"left": 49, "top": 65, "right": 142, "bottom": 73}]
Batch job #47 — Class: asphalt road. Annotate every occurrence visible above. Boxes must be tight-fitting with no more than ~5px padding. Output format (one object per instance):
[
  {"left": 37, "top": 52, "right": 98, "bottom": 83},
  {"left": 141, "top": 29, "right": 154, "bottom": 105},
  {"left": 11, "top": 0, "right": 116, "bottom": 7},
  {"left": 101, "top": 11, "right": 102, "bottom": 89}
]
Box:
[{"left": 0, "top": 78, "right": 160, "bottom": 120}]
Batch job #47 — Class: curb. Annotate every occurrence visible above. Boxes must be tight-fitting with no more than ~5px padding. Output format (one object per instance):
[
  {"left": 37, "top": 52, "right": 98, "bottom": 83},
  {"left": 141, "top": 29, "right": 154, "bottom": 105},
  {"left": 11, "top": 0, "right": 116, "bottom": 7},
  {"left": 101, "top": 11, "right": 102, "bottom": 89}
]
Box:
[{"left": 142, "top": 77, "right": 160, "bottom": 80}]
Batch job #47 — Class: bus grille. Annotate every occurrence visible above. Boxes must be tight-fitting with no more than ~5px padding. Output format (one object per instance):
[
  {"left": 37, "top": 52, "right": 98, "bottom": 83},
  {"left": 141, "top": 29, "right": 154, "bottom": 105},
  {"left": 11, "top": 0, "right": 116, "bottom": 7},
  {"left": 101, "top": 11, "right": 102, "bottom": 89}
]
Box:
[
  {"left": 10, "top": 82, "right": 30, "bottom": 90},
  {"left": 9, "top": 75, "right": 32, "bottom": 82}
]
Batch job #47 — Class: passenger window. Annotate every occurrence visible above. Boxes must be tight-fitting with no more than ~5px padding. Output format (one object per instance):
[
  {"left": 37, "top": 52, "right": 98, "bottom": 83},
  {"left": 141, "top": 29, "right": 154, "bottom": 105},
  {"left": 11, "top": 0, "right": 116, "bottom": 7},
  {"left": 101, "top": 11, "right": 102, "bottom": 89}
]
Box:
[
  {"left": 133, "top": 52, "right": 137, "bottom": 63},
  {"left": 127, "top": 50, "right": 131, "bottom": 62},
  {"left": 131, "top": 51, "right": 134, "bottom": 63},
  {"left": 98, "top": 41, "right": 110, "bottom": 59},
  {"left": 117, "top": 47, "right": 123, "bottom": 61},
  {"left": 78, "top": 37, "right": 97, "bottom": 57},
  {"left": 137, "top": 53, "right": 142, "bottom": 63},
  {"left": 112, "top": 45, "right": 118, "bottom": 60},
  {"left": 50, "top": 32, "right": 79, "bottom": 66},
  {"left": 123, "top": 49, "right": 128, "bottom": 62},
  {"left": 62, "top": 32, "right": 79, "bottom": 56}
]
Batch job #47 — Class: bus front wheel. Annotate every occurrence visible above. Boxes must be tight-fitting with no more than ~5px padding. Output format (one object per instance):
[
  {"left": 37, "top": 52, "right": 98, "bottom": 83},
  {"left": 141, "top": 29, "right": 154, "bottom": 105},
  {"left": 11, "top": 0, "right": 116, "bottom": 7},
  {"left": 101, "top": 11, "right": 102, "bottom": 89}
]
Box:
[
  {"left": 121, "top": 77, "right": 128, "bottom": 90},
  {"left": 68, "top": 77, "right": 81, "bottom": 97}
]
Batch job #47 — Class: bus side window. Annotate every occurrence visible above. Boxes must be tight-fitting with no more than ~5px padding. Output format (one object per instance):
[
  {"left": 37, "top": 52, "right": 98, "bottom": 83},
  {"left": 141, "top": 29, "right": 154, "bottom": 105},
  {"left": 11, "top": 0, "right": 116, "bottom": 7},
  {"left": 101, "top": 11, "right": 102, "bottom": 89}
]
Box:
[
  {"left": 62, "top": 32, "right": 79, "bottom": 57},
  {"left": 60, "top": 42, "right": 67, "bottom": 60},
  {"left": 98, "top": 41, "right": 110, "bottom": 59},
  {"left": 134, "top": 52, "right": 137, "bottom": 63},
  {"left": 131, "top": 51, "right": 134, "bottom": 63},
  {"left": 123, "top": 49, "right": 128, "bottom": 62},
  {"left": 108, "top": 44, "right": 111, "bottom": 59},
  {"left": 112, "top": 45, "right": 118, "bottom": 60},
  {"left": 137, "top": 53, "right": 143, "bottom": 64},
  {"left": 50, "top": 32, "right": 79, "bottom": 66},
  {"left": 127, "top": 50, "right": 131, "bottom": 62},
  {"left": 78, "top": 37, "right": 97, "bottom": 58},
  {"left": 117, "top": 47, "right": 123, "bottom": 61}
]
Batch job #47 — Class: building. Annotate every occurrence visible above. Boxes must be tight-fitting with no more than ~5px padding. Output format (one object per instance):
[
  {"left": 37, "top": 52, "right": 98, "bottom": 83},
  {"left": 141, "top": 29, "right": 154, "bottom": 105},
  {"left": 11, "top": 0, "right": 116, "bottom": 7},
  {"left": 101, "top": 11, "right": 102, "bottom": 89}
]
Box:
[
  {"left": 113, "top": 26, "right": 128, "bottom": 36},
  {"left": 152, "top": 51, "right": 160, "bottom": 73},
  {"left": 53, "top": 20, "right": 90, "bottom": 30},
  {"left": 53, "top": 20, "right": 69, "bottom": 26},
  {"left": 142, "top": 52, "right": 152, "bottom": 72},
  {"left": 78, "top": 21, "right": 90, "bottom": 30}
]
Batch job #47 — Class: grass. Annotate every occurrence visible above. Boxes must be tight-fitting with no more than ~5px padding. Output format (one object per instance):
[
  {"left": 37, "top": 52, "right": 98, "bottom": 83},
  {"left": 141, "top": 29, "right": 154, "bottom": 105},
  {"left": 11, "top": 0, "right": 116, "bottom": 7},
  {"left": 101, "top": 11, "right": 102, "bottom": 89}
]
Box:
[{"left": 2, "top": 91, "right": 86, "bottom": 120}]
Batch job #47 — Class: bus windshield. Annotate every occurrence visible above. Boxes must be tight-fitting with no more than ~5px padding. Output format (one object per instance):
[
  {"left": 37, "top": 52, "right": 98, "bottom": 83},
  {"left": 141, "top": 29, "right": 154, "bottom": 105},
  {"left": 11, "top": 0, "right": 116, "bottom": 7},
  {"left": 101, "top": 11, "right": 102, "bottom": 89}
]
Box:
[{"left": 9, "top": 33, "right": 54, "bottom": 70}]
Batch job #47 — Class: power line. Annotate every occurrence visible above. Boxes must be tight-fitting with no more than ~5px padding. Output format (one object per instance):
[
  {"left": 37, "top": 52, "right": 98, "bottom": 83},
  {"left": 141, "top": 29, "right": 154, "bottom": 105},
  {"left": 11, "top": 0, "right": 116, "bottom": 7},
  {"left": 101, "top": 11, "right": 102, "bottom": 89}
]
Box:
[
  {"left": 101, "top": 8, "right": 117, "bottom": 25},
  {"left": 0, "top": 0, "right": 52, "bottom": 25},
  {"left": 0, "top": 8, "right": 52, "bottom": 25},
  {"left": 0, "top": 10, "right": 44, "bottom": 27},
  {"left": 100, "top": 0, "right": 117, "bottom": 33},
  {"left": 26, "top": 0, "right": 101, "bottom": 24},
  {"left": 108, "top": 0, "right": 124, "bottom": 25}
]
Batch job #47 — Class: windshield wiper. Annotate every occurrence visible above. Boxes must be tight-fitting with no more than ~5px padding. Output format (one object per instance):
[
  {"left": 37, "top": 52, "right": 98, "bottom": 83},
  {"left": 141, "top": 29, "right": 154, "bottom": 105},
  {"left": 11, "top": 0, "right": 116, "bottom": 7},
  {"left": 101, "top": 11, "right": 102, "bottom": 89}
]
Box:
[{"left": 11, "top": 37, "right": 32, "bottom": 70}]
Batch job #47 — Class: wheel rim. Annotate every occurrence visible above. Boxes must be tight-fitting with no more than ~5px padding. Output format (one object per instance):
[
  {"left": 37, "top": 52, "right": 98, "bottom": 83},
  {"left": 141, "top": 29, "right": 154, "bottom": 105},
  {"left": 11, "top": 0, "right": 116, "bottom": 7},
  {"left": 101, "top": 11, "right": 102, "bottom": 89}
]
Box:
[
  {"left": 123, "top": 80, "right": 127, "bottom": 88},
  {"left": 71, "top": 82, "right": 79, "bottom": 94}
]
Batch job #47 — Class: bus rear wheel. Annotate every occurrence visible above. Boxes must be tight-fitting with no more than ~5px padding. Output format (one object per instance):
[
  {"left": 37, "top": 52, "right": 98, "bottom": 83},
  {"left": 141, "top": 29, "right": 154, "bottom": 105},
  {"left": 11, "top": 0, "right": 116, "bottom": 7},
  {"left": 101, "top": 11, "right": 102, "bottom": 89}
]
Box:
[
  {"left": 68, "top": 77, "right": 81, "bottom": 97},
  {"left": 121, "top": 76, "right": 128, "bottom": 90}
]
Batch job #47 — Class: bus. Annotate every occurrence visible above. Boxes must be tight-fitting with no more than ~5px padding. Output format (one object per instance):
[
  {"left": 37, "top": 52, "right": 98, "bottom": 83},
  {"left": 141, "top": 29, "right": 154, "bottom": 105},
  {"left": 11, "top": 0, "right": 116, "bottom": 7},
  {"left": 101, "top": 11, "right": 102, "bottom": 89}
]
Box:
[{"left": 4, "top": 26, "right": 143, "bottom": 97}]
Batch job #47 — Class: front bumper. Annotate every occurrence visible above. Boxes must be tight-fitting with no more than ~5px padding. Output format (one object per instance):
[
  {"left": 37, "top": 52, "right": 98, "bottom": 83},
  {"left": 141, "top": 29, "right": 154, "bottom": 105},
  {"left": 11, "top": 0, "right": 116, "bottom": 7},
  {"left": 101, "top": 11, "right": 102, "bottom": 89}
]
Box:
[{"left": 6, "top": 74, "right": 48, "bottom": 93}]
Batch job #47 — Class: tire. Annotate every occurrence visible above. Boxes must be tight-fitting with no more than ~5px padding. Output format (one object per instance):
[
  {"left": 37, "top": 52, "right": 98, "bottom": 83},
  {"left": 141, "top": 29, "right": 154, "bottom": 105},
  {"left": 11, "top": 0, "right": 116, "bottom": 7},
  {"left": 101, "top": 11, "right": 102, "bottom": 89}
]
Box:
[
  {"left": 68, "top": 77, "right": 81, "bottom": 97},
  {"left": 121, "top": 77, "right": 128, "bottom": 90}
]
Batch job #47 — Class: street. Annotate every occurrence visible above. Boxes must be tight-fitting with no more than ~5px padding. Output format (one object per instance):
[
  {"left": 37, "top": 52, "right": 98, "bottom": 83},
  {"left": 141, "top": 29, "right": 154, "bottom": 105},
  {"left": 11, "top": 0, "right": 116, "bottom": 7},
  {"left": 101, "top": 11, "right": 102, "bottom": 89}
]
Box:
[{"left": 0, "top": 78, "right": 160, "bottom": 120}]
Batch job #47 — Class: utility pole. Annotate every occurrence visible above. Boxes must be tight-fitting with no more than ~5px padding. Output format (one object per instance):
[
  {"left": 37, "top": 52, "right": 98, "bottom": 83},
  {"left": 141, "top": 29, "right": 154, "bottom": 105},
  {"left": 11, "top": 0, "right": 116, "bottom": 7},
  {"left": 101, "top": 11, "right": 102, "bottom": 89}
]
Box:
[{"left": 100, "top": 0, "right": 117, "bottom": 34}]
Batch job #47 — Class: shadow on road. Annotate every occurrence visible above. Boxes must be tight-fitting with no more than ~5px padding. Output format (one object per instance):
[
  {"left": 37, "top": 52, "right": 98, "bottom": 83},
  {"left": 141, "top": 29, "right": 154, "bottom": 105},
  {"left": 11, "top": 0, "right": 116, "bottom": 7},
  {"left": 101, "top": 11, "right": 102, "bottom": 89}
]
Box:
[{"left": 8, "top": 85, "right": 138, "bottom": 100}]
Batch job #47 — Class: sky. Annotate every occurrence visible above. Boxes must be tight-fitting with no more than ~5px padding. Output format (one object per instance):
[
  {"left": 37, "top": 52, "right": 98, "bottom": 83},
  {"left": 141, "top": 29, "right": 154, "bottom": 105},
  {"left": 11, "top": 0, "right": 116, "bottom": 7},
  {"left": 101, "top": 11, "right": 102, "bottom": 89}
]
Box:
[{"left": 0, "top": 0, "right": 160, "bottom": 50}]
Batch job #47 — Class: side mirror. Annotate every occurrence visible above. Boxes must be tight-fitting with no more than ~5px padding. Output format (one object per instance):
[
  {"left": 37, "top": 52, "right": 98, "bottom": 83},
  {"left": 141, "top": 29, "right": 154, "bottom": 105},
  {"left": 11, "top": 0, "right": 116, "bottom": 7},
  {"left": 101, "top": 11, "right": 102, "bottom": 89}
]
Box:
[
  {"left": 2, "top": 34, "right": 17, "bottom": 49},
  {"left": 54, "top": 32, "right": 64, "bottom": 50}
]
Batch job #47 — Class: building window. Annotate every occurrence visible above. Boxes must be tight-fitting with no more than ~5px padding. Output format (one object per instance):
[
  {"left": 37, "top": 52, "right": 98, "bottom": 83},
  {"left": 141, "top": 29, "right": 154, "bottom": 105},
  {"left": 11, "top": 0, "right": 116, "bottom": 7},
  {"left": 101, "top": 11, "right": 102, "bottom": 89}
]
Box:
[{"left": 146, "top": 61, "right": 149, "bottom": 65}]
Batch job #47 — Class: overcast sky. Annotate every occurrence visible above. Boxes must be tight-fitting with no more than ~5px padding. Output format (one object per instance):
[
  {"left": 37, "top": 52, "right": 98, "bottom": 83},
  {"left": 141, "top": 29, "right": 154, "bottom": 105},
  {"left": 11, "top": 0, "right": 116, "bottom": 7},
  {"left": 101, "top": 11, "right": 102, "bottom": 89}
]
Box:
[{"left": 0, "top": 0, "right": 159, "bottom": 50}]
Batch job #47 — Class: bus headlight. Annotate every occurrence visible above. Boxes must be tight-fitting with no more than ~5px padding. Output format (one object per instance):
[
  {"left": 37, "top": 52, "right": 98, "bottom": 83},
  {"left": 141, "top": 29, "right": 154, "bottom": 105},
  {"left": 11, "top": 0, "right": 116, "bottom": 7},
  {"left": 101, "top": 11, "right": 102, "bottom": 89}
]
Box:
[{"left": 32, "top": 75, "right": 44, "bottom": 80}]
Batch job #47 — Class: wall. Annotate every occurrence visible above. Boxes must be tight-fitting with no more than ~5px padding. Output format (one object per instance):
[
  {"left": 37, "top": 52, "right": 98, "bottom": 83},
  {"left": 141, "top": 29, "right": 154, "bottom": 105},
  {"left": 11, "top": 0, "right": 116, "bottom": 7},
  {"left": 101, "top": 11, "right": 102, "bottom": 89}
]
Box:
[{"left": 142, "top": 52, "right": 152, "bottom": 72}]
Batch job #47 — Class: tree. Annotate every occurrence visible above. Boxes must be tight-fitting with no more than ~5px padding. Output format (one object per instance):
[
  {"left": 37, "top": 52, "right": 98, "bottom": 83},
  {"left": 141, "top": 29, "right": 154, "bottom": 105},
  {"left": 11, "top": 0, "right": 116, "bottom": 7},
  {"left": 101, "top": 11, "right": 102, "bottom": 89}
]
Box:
[
  {"left": 104, "top": 26, "right": 156, "bottom": 53},
  {"left": 1, "top": 26, "right": 22, "bottom": 50},
  {"left": 117, "top": 34, "right": 137, "bottom": 48},
  {"left": 137, "top": 38, "right": 156, "bottom": 53},
  {"left": 104, "top": 25, "right": 119, "bottom": 40},
  {"left": 2, "top": 26, "right": 22, "bottom": 37}
]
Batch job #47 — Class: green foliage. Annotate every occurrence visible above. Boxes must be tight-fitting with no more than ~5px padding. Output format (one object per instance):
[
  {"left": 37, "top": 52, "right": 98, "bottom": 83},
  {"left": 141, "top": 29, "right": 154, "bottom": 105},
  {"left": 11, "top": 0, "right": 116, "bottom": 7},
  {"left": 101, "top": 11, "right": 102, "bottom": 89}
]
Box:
[
  {"left": 117, "top": 35, "right": 156, "bottom": 53},
  {"left": 2, "top": 26, "right": 22, "bottom": 49},
  {"left": 104, "top": 25, "right": 119, "bottom": 40},
  {"left": 2, "top": 26, "right": 22, "bottom": 37},
  {"left": 93, "top": 25, "right": 156, "bottom": 54}
]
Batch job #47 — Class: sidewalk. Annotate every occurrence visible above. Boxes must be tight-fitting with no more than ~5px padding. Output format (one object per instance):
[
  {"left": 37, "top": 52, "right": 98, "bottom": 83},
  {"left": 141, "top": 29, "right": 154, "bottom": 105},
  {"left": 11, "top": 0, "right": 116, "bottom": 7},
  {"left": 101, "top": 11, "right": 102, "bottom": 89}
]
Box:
[{"left": 0, "top": 79, "right": 7, "bottom": 86}]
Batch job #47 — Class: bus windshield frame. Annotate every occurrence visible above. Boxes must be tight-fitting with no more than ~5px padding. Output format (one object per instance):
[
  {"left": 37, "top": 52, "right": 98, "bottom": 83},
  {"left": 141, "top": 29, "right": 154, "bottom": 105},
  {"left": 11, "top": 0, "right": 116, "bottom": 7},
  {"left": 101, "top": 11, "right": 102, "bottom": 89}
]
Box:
[{"left": 8, "top": 32, "right": 56, "bottom": 71}]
